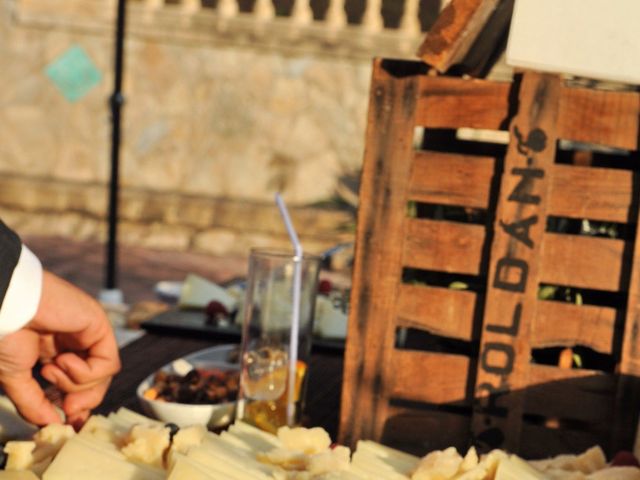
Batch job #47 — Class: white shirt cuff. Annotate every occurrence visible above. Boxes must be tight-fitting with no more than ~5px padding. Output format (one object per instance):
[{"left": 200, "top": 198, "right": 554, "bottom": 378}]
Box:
[{"left": 0, "top": 245, "right": 43, "bottom": 335}]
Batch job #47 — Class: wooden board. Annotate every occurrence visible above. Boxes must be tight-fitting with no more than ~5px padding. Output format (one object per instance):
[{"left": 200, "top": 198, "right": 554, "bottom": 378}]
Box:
[
  {"left": 338, "top": 59, "right": 422, "bottom": 447},
  {"left": 417, "top": 0, "right": 502, "bottom": 73},
  {"left": 471, "top": 72, "right": 561, "bottom": 452}
]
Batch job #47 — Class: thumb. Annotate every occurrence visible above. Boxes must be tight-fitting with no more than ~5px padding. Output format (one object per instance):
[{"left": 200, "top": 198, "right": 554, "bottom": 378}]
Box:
[{"left": 2, "top": 372, "right": 63, "bottom": 426}]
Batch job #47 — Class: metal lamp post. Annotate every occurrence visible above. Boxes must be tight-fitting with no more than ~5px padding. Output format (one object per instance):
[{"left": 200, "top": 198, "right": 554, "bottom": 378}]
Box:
[{"left": 101, "top": 0, "right": 127, "bottom": 304}]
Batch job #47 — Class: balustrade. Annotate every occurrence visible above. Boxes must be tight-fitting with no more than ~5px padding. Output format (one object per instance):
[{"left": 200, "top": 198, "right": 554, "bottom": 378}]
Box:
[
  {"left": 15, "top": 0, "right": 439, "bottom": 59},
  {"left": 325, "top": 0, "right": 346, "bottom": 30},
  {"left": 135, "top": 0, "right": 431, "bottom": 38}
]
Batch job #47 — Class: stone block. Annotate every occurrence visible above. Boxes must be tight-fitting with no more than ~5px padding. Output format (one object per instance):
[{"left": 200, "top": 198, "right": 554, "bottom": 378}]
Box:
[{"left": 119, "top": 222, "right": 192, "bottom": 252}]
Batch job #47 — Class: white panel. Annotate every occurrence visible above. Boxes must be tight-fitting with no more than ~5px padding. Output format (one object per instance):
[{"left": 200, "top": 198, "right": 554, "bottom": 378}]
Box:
[{"left": 506, "top": 0, "right": 640, "bottom": 85}]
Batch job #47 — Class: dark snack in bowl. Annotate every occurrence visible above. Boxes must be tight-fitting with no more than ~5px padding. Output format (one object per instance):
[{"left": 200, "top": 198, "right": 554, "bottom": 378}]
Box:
[{"left": 144, "top": 367, "right": 239, "bottom": 405}]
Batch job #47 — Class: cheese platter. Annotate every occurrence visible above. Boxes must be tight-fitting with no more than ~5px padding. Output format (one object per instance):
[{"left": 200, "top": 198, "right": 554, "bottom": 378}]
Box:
[{"left": 0, "top": 403, "right": 637, "bottom": 479}]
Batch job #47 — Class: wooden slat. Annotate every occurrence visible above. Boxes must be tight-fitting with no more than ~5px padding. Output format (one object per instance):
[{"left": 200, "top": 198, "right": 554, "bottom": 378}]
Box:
[
  {"left": 525, "top": 389, "right": 612, "bottom": 425},
  {"left": 397, "top": 284, "right": 477, "bottom": 341},
  {"left": 540, "top": 233, "right": 625, "bottom": 292},
  {"left": 417, "top": 0, "right": 501, "bottom": 73},
  {"left": 339, "top": 59, "right": 421, "bottom": 448},
  {"left": 408, "top": 151, "right": 495, "bottom": 209},
  {"left": 416, "top": 76, "right": 511, "bottom": 130},
  {"left": 548, "top": 164, "right": 633, "bottom": 223},
  {"left": 532, "top": 301, "right": 618, "bottom": 354},
  {"left": 615, "top": 86, "right": 640, "bottom": 451},
  {"left": 409, "top": 153, "right": 634, "bottom": 223},
  {"left": 558, "top": 86, "right": 640, "bottom": 151},
  {"left": 529, "top": 363, "right": 616, "bottom": 387},
  {"left": 520, "top": 424, "right": 607, "bottom": 459},
  {"left": 417, "top": 76, "right": 640, "bottom": 151},
  {"left": 383, "top": 407, "right": 471, "bottom": 456},
  {"left": 472, "top": 72, "right": 561, "bottom": 453},
  {"left": 525, "top": 386, "right": 614, "bottom": 424},
  {"left": 525, "top": 365, "right": 615, "bottom": 424},
  {"left": 389, "top": 350, "right": 471, "bottom": 405},
  {"left": 403, "top": 218, "right": 486, "bottom": 275}
]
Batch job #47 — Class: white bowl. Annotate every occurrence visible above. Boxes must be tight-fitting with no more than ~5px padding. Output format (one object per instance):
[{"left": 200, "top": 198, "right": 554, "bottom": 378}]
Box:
[{"left": 136, "top": 344, "right": 240, "bottom": 429}]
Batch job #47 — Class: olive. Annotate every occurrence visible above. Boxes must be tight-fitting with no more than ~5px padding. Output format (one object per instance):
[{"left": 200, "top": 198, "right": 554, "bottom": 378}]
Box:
[
  {"left": 165, "top": 423, "right": 179, "bottom": 440},
  {"left": 0, "top": 446, "right": 7, "bottom": 470},
  {"left": 184, "top": 369, "right": 200, "bottom": 385}
]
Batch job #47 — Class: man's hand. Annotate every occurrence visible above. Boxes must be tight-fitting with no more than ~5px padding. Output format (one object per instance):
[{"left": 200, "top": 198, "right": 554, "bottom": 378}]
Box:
[{"left": 0, "top": 271, "right": 121, "bottom": 427}]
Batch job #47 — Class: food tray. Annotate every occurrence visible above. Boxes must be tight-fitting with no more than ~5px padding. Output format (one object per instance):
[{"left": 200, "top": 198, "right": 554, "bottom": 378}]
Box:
[{"left": 141, "top": 309, "right": 345, "bottom": 352}]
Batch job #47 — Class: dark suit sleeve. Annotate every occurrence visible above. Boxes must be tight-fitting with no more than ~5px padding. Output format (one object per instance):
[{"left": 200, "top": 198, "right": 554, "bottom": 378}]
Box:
[{"left": 0, "top": 220, "right": 22, "bottom": 308}]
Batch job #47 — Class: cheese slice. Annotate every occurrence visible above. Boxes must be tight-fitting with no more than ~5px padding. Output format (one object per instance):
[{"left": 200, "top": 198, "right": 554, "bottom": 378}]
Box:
[
  {"left": 587, "top": 467, "right": 640, "bottom": 480},
  {"left": 110, "top": 407, "right": 164, "bottom": 428},
  {"left": 187, "top": 445, "right": 274, "bottom": 480},
  {"left": 227, "top": 421, "right": 281, "bottom": 452},
  {"left": 495, "top": 455, "right": 548, "bottom": 480},
  {"left": 4, "top": 441, "right": 36, "bottom": 471},
  {"left": 42, "top": 436, "right": 164, "bottom": 480},
  {"left": 167, "top": 453, "right": 223, "bottom": 480},
  {"left": 79, "top": 414, "right": 128, "bottom": 448},
  {"left": 353, "top": 440, "right": 419, "bottom": 475},
  {"left": 178, "top": 274, "right": 237, "bottom": 311},
  {"left": 0, "top": 472, "right": 40, "bottom": 480},
  {"left": 198, "top": 435, "right": 280, "bottom": 478}
]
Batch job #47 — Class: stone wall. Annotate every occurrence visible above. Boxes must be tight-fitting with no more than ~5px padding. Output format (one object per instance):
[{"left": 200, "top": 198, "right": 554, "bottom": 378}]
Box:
[{"left": 0, "top": 0, "right": 407, "bottom": 255}]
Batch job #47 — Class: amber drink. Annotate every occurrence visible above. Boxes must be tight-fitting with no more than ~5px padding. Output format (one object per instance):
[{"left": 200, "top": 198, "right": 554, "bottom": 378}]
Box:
[{"left": 237, "top": 248, "right": 321, "bottom": 433}]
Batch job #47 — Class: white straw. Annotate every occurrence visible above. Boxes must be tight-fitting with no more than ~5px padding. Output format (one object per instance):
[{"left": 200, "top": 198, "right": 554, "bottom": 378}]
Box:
[{"left": 275, "top": 193, "right": 303, "bottom": 427}]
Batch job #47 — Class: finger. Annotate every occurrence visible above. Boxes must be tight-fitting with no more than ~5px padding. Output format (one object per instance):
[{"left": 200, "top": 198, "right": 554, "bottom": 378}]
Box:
[
  {"left": 38, "top": 334, "right": 58, "bottom": 363},
  {"left": 40, "top": 363, "right": 103, "bottom": 393},
  {"left": 62, "top": 380, "right": 110, "bottom": 419},
  {"left": 66, "top": 411, "right": 90, "bottom": 431},
  {"left": 2, "top": 373, "right": 63, "bottom": 426},
  {"left": 52, "top": 348, "right": 120, "bottom": 387}
]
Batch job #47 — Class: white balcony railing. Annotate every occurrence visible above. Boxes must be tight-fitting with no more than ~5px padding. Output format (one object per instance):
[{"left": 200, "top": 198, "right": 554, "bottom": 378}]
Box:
[{"left": 14, "top": 0, "right": 450, "bottom": 59}]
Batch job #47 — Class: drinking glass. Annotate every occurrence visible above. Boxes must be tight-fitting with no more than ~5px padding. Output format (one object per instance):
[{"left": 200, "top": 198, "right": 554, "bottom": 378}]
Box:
[{"left": 237, "top": 248, "right": 321, "bottom": 433}]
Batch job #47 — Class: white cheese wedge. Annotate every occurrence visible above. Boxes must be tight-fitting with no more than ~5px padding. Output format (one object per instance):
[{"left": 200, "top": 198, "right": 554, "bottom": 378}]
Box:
[
  {"left": 313, "top": 296, "right": 348, "bottom": 339},
  {"left": 354, "top": 440, "right": 420, "bottom": 475},
  {"left": 33, "top": 424, "right": 75, "bottom": 450},
  {"left": 167, "top": 453, "right": 220, "bottom": 480},
  {"left": 229, "top": 421, "right": 282, "bottom": 450},
  {"left": 79, "top": 414, "right": 128, "bottom": 448},
  {"left": 412, "top": 446, "right": 463, "bottom": 480},
  {"left": 277, "top": 426, "right": 331, "bottom": 455},
  {"left": 198, "top": 434, "right": 281, "bottom": 478},
  {"left": 121, "top": 424, "right": 171, "bottom": 469},
  {"left": 350, "top": 458, "right": 409, "bottom": 480},
  {"left": 587, "top": 467, "right": 640, "bottom": 480},
  {"left": 178, "top": 274, "right": 237, "bottom": 311},
  {"left": 110, "top": 407, "right": 164, "bottom": 428},
  {"left": 494, "top": 455, "right": 548, "bottom": 480},
  {"left": 187, "top": 445, "right": 275, "bottom": 480},
  {"left": 307, "top": 445, "right": 351, "bottom": 475},
  {"left": 4, "top": 441, "right": 36, "bottom": 471},
  {"left": 0, "top": 472, "right": 40, "bottom": 480},
  {"left": 530, "top": 446, "right": 606, "bottom": 475},
  {"left": 171, "top": 425, "right": 207, "bottom": 455},
  {"left": 42, "top": 436, "right": 164, "bottom": 480}
]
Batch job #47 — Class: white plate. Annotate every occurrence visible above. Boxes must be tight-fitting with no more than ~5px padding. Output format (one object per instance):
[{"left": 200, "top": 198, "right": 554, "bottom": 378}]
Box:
[
  {"left": 154, "top": 280, "right": 184, "bottom": 302},
  {"left": 137, "top": 344, "right": 240, "bottom": 428}
]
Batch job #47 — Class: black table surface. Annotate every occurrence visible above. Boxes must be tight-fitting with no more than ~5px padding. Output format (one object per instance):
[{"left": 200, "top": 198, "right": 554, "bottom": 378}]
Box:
[{"left": 97, "top": 331, "right": 345, "bottom": 440}]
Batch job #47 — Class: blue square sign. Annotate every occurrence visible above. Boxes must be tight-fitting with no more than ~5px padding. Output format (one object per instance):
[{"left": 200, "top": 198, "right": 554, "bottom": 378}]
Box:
[{"left": 45, "top": 45, "right": 102, "bottom": 102}]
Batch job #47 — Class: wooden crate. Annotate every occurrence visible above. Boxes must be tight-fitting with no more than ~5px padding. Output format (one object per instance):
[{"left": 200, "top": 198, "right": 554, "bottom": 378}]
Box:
[{"left": 339, "top": 58, "right": 640, "bottom": 459}]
